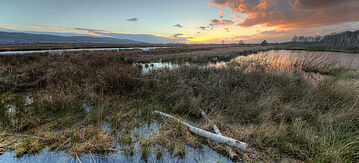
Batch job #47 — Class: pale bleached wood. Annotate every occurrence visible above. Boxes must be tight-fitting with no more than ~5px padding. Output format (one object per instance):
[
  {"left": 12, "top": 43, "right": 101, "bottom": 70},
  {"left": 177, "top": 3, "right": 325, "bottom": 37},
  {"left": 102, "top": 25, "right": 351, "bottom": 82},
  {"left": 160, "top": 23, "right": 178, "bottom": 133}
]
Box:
[
  {"left": 200, "top": 109, "right": 238, "bottom": 159},
  {"left": 153, "top": 110, "right": 248, "bottom": 151}
]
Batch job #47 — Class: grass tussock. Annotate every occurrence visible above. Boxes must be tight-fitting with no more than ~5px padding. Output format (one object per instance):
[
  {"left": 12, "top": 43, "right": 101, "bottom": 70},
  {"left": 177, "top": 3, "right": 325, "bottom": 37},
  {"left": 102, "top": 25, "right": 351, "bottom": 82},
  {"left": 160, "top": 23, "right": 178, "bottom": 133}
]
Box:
[{"left": 150, "top": 119, "right": 198, "bottom": 157}]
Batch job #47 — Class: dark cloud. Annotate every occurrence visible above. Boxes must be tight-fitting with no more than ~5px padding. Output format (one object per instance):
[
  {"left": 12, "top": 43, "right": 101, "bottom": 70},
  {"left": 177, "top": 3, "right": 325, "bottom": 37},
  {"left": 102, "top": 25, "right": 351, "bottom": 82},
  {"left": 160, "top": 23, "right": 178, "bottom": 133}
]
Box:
[
  {"left": 199, "top": 26, "right": 206, "bottom": 30},
  {"left": 74, "top": 28, "right": 107, "bottom": 33},
  {"left": 210, "top": 18, "right": 234, "bottom": 26},
  {"left": 174, "top": 24, "right": 183, "bottom": 28},
  {"left": 293, "top": 0, "right": 354, "bottom": 10},
  {"left": 173, "top": 33, "right": 183, "bottom": 38},
  {"left": 72, "top": 28, "right": 187, "bottom": 43},
  {"left": 126, "top": 17, "right": 139, "bottom": 22},
  {"left": 94, "top": 32, "right": 187, "bottom": 43},
  {"left": 199, "top": 26, "right": 210, "bottom": 30},
  {"left": 209, "top": 0, "right": 359, "bottom": 28}
]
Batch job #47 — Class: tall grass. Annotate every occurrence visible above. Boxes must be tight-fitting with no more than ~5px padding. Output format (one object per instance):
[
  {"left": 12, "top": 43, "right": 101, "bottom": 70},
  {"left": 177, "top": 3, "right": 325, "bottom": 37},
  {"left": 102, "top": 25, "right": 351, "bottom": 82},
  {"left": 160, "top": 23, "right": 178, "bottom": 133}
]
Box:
[{"left": 144, "top": 64, "right": 359, "bottom": 162}]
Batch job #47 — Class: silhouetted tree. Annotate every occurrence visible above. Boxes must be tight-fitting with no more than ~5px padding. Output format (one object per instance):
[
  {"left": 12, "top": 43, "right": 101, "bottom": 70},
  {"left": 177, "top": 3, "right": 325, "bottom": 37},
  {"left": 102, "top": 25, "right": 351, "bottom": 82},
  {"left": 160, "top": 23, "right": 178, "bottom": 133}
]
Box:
[
  {"left": 292, "top": 35, "right": 299, "bottom": 42},
  {"left": 298, "top": 36, "right": 305, "bottom": 42},
  {"left": 314, "top": 35, "right": 321, "bottom": 42},
  {"left": 261, "top": 40, "right": 268, "bottom": 46}
]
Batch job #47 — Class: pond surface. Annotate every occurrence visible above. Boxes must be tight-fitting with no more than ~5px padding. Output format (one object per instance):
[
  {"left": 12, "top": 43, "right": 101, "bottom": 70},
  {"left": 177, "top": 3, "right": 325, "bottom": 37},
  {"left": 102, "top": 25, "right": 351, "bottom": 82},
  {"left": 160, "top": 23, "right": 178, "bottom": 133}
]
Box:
[
  {"left": 0, "top": 47, "right": 168, "bottom": 55},
  {"left": 0, "top": 120, "right": 233, "bottom": 163}
]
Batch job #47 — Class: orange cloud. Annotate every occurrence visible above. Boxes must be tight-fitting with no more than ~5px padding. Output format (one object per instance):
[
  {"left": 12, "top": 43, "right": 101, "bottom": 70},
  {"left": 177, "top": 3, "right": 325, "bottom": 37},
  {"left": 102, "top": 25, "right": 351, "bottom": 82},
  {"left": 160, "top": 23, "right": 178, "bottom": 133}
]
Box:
[
  {"left": 209, "top": 0, "right": 359, "bottom": 28},
  {"left": 218, "top": 9, "right": 225, "bottom": 18}
]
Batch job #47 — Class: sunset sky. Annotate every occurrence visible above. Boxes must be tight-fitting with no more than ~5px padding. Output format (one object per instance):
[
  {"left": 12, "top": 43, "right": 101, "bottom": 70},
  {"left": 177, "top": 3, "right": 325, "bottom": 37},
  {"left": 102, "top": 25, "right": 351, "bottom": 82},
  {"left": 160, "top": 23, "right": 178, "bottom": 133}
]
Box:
[{"left": 1, "top": 0, "right": 359, "bottom": 44}]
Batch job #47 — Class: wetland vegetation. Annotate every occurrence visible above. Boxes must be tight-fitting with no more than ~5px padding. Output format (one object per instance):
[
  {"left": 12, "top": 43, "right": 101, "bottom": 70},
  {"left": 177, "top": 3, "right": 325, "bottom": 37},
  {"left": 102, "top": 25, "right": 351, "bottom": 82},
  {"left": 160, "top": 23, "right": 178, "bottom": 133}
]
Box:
[{"left": 0, "top": 45, "right": 359, "bottom": 162}]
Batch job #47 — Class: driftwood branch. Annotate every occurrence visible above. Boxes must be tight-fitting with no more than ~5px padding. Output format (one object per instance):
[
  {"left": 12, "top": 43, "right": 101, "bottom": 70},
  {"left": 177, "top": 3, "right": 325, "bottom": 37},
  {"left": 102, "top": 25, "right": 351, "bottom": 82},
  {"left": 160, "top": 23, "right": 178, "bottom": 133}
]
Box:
[
  {"left": 200, "top": 109, "right": 238, "bottom": 159},
  {"left": 153, "top": 110, "right": 248, "bottom": 151}
]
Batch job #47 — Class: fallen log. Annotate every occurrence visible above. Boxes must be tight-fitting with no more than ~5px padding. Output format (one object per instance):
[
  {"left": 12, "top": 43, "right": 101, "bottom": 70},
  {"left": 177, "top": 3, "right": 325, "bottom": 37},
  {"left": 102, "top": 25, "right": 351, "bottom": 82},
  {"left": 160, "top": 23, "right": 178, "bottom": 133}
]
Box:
[
  {"left": 153, "top": 110, "right": 248, "bottom": 151},
  {"left": 200, "top": 109, "right": 237, "bottom": 159},
  {"left": 200, "top": 110, "right": 221, "bottom": 133}
]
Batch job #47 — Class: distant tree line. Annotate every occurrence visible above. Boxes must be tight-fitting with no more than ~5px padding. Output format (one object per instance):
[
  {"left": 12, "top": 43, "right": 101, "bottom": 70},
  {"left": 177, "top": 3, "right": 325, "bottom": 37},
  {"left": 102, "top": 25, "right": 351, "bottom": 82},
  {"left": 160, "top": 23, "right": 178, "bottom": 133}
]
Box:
[
  {"left": 292, "top": 35, "right": 322, "bottom": 43},
  {"left": 291, "top": 30, "right": 359, "bottom": 48}
]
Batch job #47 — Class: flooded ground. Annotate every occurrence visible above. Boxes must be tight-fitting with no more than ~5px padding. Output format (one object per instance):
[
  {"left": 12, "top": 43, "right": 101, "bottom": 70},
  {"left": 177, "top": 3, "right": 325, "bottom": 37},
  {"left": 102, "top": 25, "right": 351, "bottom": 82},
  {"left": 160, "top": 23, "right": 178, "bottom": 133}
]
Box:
[
  {"left": 0, "top": 93, "right": 232, "bottom": 162},
  {"left": 0, "top": 120, "right": 233, "bottom": 163},
  {"left": 0, "top": 47, "right": 168, "bottom": 55}
]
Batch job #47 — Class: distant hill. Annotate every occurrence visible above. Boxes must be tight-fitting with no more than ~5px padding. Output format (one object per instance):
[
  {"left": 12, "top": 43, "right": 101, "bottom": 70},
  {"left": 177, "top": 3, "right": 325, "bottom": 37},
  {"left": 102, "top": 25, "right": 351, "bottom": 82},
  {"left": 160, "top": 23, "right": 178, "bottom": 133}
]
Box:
[{"left": 0, "top": 31, "right": 146, "bottom": 44}]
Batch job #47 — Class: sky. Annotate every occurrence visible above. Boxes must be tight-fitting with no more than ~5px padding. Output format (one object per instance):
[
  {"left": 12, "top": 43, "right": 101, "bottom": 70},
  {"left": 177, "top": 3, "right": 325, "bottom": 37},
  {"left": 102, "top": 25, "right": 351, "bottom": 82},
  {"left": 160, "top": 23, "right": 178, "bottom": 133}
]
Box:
[{"left": 1, "top": 0, "right": 359, "bottom": 44}]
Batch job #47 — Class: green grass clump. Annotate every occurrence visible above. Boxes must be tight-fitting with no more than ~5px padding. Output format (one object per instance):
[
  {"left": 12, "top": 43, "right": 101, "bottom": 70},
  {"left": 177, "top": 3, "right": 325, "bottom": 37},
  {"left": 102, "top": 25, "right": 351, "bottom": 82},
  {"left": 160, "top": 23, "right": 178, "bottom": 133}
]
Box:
[
  {"left": 140, "top": 139, "right": 151, "bottom": 160},
  {"left": 155, "top": 147, "right": 163, "bottom": 159},
  {"left": 122, "top": 145, "right": 134, "bottom": 156},
  {"left": 0, "top": 94, "right": 85, "bottom": 132}
]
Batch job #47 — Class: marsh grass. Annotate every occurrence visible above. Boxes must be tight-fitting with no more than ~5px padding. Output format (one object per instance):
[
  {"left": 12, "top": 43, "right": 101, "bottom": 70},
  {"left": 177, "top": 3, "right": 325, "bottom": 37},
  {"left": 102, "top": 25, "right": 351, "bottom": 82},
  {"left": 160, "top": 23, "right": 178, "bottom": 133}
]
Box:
[
  {"left": 0, "top": 48, "right": 358, "bottom": 162},
  {"left": 146, "top": 64, "right": 359, "bottom": 162}
]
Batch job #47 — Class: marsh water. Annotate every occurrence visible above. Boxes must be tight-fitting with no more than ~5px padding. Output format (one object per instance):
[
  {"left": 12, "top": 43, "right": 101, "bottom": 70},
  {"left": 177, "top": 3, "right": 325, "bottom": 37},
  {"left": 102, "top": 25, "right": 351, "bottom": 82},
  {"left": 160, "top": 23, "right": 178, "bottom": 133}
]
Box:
[
  {"left": 0, "top": 120, "right": 232, "bottom": 163},
  {"left": 138, "top": 50, "right": 359, "bottom": 84},
  {"left": 0, "top": 97, "right": 232, "bottom": 163},
  {"left": 0, "top": 47, "right": 168, "bottom": 55},
  {"left": 239, "top": 50, "right": 359, "bottom": 69}
]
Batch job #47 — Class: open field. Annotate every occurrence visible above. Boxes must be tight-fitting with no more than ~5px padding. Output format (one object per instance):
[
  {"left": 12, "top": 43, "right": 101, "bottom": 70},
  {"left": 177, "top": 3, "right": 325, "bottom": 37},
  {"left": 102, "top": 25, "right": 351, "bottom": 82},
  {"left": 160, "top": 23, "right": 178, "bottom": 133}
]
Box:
[{"left": 0, "top": 45, "right": 359, "bottom": 162}]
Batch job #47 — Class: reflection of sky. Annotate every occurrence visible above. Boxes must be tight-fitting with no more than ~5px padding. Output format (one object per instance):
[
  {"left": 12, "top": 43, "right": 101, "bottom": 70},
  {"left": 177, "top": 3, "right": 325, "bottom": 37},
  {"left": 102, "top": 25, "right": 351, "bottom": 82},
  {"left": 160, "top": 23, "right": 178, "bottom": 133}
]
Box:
[
  {"left": 0, "top": 120, "right": 232, "bottom": 163},
  {"left": 136, "top": 62, "right": 179, "bottom": 75},
  {"left": 0, "top": 47, "right": 166, "bottom": 55}
]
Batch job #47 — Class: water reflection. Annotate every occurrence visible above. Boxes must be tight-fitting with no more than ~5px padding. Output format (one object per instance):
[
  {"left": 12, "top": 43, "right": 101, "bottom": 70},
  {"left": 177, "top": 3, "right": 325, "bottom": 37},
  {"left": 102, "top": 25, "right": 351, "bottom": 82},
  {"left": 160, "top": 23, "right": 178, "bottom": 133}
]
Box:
[
  {"left": 212, "top": 50, "right": 359, "bottom": 84},
  {"left": 135, "top": 62, "right": 181, "bottom": 75},
  {"left": 234, "top": 50, "right": 359, "bottom": 69},
  {"left": 138, "top": 50, "right": 359, "bottom": 84},
  {"left": 0, "top": 47, "right": 168, "bottom": 55},
  {"left": 0, "top": 120, "right": 232, "bottom": 163}
]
